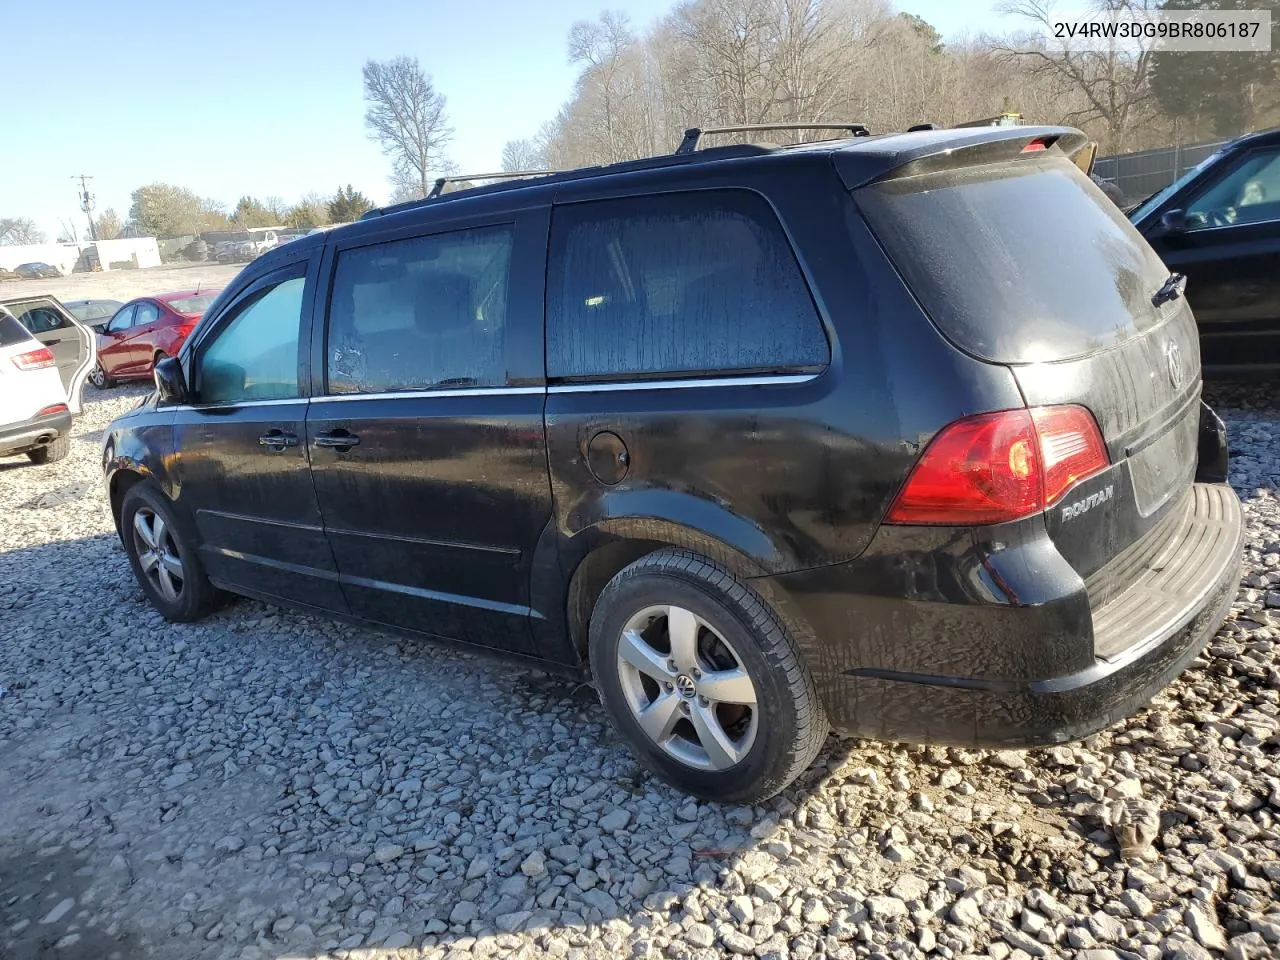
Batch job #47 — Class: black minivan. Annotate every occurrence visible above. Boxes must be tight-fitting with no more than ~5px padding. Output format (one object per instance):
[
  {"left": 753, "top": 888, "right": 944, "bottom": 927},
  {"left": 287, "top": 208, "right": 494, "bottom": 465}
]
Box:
[{"left": 103, "top": 125, "right": 1243, "bottom": 802}]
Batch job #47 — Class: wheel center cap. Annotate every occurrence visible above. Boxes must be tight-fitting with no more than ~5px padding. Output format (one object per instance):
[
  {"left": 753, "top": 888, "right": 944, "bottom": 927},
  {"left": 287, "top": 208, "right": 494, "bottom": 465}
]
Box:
[{"left": 675, "top": 675, "right": 697, "bottom": 699}]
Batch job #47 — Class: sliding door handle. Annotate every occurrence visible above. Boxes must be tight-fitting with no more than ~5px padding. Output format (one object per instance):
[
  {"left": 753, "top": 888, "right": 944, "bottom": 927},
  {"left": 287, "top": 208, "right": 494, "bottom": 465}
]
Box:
[
  {"left": 314, "top": 431, "right": 360, "bottom": 449},
  {"left": 258, "top": 431, "right": 299, "bottom": 449}
]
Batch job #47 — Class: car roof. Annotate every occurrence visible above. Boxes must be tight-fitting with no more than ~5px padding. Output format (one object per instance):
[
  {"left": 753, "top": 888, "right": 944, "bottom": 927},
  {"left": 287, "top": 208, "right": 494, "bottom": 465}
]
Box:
[
  {"left": 344, "top": 125, "right": 1084, "bottom": 236},
  {"left": 155, "top": 290, "right": 212, "bottom": 302},
  {"left": 1224, "top": 126, "right": 1280, "bottom": 151}
]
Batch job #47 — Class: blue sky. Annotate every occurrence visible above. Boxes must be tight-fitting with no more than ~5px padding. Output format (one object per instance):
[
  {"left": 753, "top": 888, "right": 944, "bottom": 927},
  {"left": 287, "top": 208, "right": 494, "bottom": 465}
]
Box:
[{"left": 2, "top": 0, "right": 1008, "bottom": 240}]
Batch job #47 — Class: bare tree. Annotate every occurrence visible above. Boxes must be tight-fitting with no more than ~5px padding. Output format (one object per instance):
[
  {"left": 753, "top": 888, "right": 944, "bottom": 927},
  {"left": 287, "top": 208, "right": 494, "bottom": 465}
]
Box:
[
  {"left": 0, "top": 217, "right": 45, "bottom": 245},
  {"left": 501, "top": 139, "right": 547, "bottom": 172},
  {"left": 997, "top": 0, "right": 1160, "bottom": 152},
  {"left": 363, "top": 57, "right": 454, "bottom": 200},
  {"left": 568, "top": 12, "right": 639, "bottom": 162}
]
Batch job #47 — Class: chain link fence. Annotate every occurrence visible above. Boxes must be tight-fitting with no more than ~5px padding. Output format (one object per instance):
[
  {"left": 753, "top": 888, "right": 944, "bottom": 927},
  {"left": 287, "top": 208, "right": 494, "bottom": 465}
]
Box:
[{"left": 1093, "top": 138, "right": 1230, "bottom": 206}]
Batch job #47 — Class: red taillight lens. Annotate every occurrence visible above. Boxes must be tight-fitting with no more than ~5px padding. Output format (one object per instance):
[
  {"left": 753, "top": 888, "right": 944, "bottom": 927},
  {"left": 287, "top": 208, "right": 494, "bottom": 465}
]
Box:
[
  {"left": 36, "top": 403, "right": 68, "bottom": 418},
  {"left": 887, "top": 405, "right": 1108, "bottom": 525},
  {"left": 12, "top": 346, "right": 56, "bottom": 370},
  {"left": 1021, "top": 137, "right": 1049, "bottom": 153},
  {"left": 1031, "top": 405, "right": 1110, "bottom": 507}
]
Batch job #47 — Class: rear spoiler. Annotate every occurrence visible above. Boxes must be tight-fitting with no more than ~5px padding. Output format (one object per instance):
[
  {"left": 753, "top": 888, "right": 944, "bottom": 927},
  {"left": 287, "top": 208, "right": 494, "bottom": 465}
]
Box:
[{"left": 834, "top": 126, "right": 1094, "bottom": 190}]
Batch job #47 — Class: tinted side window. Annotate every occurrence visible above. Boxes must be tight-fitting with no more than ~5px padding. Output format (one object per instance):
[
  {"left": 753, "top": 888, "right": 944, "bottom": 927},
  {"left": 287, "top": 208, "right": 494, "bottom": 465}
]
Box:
[
  {"left": 12, "top": 304, "right": 69, "bottom": 335},
  {"left": 325, "top": 225, "right": 513, "bottom": 394},
  {"left": 198, "top": 276, "right": 304, "bottom": 404},
  {"left": 0, "top": 312, "right": 32, "bottom": 347},
  {"left": 134, "top": 302, "right": 160, "bottom": 326},
  {"left": 1185, "top": 148, "right": 1280, "bottom": 229},
  {"left": 547, "top": 190, "right": 827, "bottom": 380}
]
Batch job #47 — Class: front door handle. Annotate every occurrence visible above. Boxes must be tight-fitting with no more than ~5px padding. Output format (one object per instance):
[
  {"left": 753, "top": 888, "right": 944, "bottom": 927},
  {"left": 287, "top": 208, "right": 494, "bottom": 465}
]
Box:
[
  {"left": 314, "top": 431, "right": 360, "bottom": 449},
  {"left": 258, "top": 431, "right": 299, "bottom": 449}
]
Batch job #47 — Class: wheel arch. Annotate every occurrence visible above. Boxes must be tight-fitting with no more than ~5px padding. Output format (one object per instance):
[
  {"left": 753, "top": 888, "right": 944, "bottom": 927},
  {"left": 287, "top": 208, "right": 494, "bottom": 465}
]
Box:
[
  {"left": 553, "top": 517, "right": 778, "bottom": 663},
  {"left": 108, "top": 468, "right": 147, "bottom": 540}
]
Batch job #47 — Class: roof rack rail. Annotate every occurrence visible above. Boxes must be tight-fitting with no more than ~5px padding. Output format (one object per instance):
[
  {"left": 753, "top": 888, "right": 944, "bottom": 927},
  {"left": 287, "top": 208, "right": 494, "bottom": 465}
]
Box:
[
  {"left": 676, "top": 122, "right": 870, "bottom": 155},
  {"left": 426, "top": 169, "right": 560, "bottom": 199}
]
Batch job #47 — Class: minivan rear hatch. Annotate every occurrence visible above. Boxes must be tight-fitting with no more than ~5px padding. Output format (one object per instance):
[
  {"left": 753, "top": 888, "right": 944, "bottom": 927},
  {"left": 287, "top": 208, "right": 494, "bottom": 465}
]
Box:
[{"left": 852, "top": 137, "right": 1203, "bottom": 583}]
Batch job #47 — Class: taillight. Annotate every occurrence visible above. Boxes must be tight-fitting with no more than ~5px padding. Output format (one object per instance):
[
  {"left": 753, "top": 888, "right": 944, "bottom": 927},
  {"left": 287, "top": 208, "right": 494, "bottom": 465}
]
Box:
[
  {"left": 887, "top": 405, "right": 1109, "bottom": 525},
  {"left": 1021, "top": 137, "right": 1050, "bottom": 153},
  {"left": 1031, "top": 405, "right": 1110, "bottom": 507},
  {"left": 36, "top": 403, "right": 68, "bottom": 418},
  {"left": 12, "top": 347, "right": 56, "bottom": 370}
]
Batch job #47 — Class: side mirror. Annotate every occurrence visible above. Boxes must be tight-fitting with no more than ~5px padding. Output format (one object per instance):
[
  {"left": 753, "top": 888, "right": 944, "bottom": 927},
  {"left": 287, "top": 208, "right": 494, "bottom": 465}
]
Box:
[
  {"left": 154, "top": 356, "right": 189, "bottom": 404},
  {"left": 1159, "top": 208, "right": 1188, "bottom": 235}
]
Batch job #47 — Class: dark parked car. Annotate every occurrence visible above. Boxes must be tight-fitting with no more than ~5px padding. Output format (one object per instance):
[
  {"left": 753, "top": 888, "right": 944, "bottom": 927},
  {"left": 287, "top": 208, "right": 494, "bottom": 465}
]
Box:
[
  {"left": 14, "top": 262, "right": 61, "bottom": 279},
  {"left": 102, "top": 124, "right": 1242, "bottom": 801},
  {"left": 91, "top": 290, "right": 217, "bottom": 388},
  {"left": 64, "top": 298, "right": 123, "bottom": 331},
  {"left": 1131, "top": 127, "right": 1280, "bottom": 378}
]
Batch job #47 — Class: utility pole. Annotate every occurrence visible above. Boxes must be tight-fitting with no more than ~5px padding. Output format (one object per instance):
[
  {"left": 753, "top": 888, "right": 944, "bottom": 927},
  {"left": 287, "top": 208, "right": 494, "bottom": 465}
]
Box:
[{"left": 73, "top": 175, "right": 97, "bottom": 242}]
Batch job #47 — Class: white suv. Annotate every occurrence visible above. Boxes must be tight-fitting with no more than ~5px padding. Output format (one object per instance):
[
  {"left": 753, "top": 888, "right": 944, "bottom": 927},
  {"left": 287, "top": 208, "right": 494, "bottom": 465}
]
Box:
[{"left": 0, "top": 305, "right": 95, "bottom": 464}]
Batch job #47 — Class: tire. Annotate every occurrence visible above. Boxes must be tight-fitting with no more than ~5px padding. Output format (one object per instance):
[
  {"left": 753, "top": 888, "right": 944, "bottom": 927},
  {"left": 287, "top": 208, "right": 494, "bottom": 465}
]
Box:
[
  {"left": 589, "top": 549, "right": 828, "bottom": 803},
  {"left": 89, "top": 363, "right": 113, "bottom": 389},
  {"left": 26, "top": 436, "right": 70, "bottom": 464},
  {"left": 120, "top": 483, "right": 220, "bottom": 622}
]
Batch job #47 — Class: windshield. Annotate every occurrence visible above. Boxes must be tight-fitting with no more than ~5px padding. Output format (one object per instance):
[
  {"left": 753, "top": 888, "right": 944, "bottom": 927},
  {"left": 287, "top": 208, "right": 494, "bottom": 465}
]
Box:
[
  {"left": 1129, "top": 150, "right": 1225, "bottom": 223},
  {"left": 165, "top": 294, "right": 217, "bottom": 315},
  {"left": 67, "top": 301, "right": 121, "bottom": 322}
]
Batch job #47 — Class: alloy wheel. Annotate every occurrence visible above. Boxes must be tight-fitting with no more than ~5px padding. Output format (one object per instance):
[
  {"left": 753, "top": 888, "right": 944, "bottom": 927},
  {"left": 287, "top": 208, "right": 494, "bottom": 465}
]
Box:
[
  {"left": 616, "top": 604, "right": 758, "bottom": 771},
  {"left": 89, "top": 364, "right": 106, "bottom": 388},
  {"left": 132, "top": 507, "right": 185, "bottom": 603}
]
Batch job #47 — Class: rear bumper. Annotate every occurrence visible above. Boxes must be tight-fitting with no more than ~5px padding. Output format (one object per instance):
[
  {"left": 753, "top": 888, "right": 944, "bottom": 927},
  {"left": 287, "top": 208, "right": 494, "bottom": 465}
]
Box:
[
  {"left": 764, "top": 482, "right": 1243, "bottom": 746},
  {"left": 0, "top": 409, "right": 73, "bottom": 457}
]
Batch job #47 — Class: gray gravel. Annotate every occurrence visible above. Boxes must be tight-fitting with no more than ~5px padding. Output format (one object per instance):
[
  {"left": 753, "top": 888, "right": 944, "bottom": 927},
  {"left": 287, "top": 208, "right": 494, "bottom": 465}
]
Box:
[{"left": 1, "top": 382, "right": 1278, "bottom": 960}]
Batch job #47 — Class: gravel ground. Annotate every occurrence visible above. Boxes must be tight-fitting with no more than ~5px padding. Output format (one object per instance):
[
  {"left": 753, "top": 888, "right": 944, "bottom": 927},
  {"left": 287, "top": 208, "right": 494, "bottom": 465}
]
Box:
[
  {"left": 0, "top": 263, "right": 243, "bottom": 305},
  {"left": 1, "top": 383, "right": 1278, "bottom": 960}
]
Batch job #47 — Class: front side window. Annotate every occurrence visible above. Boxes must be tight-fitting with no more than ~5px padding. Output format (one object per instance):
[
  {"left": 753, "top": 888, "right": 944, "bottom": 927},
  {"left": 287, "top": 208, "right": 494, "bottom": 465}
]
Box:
[
  {"left": 1185, "top": 148, "right": 1280, "bottom": 229},
  {"left": 547, "top": 190, "right": 828, "bottom": 381},
  {"left": 197, "top": 275, "right": 304, "bottom": 404},
  {"left": 107, "top": 305, "right": 135, "bottom": 333},
  {"left": 325, "top": 225, "right": 513, "bottom": 394}
]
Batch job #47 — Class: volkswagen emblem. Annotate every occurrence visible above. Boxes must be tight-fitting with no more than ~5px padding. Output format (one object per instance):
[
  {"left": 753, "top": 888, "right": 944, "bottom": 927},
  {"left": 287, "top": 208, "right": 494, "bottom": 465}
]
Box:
[
  {"left": 675, "top": 675, "right": 697, "bottom": 699},
  {"left": 1165, "top": 341, "right": 1183, "bottom": 389}
]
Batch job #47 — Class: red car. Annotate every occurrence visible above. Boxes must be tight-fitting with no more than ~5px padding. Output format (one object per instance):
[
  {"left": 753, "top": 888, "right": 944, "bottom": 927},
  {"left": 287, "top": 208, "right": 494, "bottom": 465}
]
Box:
[{"left": 90, "top": 290, "right": 218, "bottom": 388}]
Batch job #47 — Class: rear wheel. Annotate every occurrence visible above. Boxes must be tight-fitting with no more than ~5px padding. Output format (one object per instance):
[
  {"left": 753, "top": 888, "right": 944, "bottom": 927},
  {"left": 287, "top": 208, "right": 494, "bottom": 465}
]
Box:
[
  {"left": 120, "top": 484, "right": 220, "bottom": 621},
  {"left": 589, "top": 550, "right": 828, "bottom": 802},
  {"left": 27, "top": 436, "right": 70, "bottom": 464}
]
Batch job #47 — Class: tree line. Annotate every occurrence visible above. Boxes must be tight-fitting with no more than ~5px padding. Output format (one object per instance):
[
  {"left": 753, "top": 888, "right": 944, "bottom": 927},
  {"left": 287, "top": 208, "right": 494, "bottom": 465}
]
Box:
[
  {"left": 355, "top": 0, "right": 1279, "bottom": 196},
  {"left": 1, "top": 185, "right": 375, "bottom": 246}
]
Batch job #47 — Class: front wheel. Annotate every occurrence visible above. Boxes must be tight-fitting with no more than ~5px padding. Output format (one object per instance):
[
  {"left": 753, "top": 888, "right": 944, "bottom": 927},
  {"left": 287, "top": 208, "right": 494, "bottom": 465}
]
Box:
[
  {"left": 120, "top": 484, "right": 221, "bottom": 621},
  {"left": 589, "top": 550, "right": 828, "bottom": 803},
  {"left": 89, "top": 363, "right": 113, "bottom": 389}
]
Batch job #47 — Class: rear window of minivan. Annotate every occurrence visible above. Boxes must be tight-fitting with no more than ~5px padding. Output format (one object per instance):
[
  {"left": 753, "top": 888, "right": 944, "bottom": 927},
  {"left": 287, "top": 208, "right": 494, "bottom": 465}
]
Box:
[{"left": 857, "top": 157, "right": 1171, "bottom": 364}]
